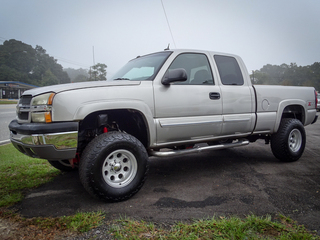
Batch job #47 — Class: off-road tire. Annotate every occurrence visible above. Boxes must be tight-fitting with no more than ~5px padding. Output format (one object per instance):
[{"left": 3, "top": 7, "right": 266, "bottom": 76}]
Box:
[
  {"left": 271, "top": 118, "right": 306, "bottom": 162},
  {"left": 48, "top": 160, "right": 76, "bottom": 172},
  {"left": 79, "top": 131, "right": 149, "bottom": 202}
]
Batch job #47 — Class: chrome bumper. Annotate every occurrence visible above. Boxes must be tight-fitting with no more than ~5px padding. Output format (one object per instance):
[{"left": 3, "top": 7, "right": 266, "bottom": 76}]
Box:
[{"left": 9, "top": 120, "right": 78, "bottom": 160}]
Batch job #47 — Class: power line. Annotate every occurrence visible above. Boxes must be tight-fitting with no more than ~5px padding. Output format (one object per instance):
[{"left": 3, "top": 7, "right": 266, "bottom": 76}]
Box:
[
  {"left": 55, "top": 58, "right": 90, "bottom": 68},
  {"left": 51, "top": 55, "right": 90, "bottom": 68},
  {"left": 0, "top": 36, "right": 7, "bottom": 43},
  {"left": 161, "top": 0, "right": 177, "bottom": 48}
]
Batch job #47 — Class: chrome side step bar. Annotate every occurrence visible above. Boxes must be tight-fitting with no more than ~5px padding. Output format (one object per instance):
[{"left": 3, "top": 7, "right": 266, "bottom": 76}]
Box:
[{"left": 149, "top": 139, "right": 250, "bottom": 157}]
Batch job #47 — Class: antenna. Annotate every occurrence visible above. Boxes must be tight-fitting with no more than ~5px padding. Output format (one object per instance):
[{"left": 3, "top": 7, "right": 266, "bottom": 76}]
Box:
[{"left": 161, "top": 0, "right": 177, "bottom": 48}]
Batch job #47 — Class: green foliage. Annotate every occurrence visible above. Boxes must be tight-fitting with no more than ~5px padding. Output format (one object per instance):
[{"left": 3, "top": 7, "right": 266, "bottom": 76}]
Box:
[
  {"left": 64, "top": 68, "right": 89, "bottom": 82},
  {"left": 111, "top": 215, "right": 320, "bottom": 239},
  {"left": 0, "top": 39, "right": 70, "bottom": 86},
  {"left": 251, "top": 62, "right": 320, "bottom": 91},
  {"left": 89, "top": 63, "right": 107, "bottom": 81},
  {"left": 0, "top": 144, "right": 60, "bottom": 207}
]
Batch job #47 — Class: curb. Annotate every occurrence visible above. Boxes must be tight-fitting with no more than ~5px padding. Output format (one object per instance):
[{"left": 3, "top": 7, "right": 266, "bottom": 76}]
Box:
[{"left": 0, "top": 140, "right": 10, "bottom": 146}]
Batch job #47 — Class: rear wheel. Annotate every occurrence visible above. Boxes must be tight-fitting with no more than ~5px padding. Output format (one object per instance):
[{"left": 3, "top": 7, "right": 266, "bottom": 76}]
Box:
[
  {"left": 271, "top": 118, "right": 306, "bottom": 162},
  {"left": 79, "top": 131, "right": 149, "bottom": 202}
]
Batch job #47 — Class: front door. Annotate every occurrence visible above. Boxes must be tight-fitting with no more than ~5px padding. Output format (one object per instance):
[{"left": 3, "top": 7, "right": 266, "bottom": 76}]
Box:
[{"left": 153, "top": 53, "right": 223, "bottom": 146}]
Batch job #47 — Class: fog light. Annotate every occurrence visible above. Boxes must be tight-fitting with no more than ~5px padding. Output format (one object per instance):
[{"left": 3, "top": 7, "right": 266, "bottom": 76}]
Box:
[{"left": 31, "top": 112, "right": 51, "bottom": 123}]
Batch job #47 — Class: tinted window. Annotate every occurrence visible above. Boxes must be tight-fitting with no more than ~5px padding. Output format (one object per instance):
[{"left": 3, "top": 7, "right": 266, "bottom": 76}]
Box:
[
  {"left": 214, "top": 55, "right": 244, "bottom": 85},
  {"left": 167, "top": 53, "right": 214, "bottom": 85}
]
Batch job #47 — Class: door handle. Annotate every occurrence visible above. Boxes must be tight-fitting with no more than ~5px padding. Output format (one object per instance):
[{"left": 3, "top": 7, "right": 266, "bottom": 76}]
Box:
[{"left": 209, "top": 92, "right": 220, "bottom": 100}]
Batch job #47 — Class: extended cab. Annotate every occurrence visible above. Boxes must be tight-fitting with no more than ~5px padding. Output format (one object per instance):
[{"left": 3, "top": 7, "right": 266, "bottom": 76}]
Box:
[{"left": 9, "top": 49, "right": 318, "bottom": 202}]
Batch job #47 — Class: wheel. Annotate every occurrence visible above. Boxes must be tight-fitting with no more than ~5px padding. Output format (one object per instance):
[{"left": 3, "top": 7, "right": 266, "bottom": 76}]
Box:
[
  {"left": 79, "top": 131, "right": 149, "bottom": 202},
  {"left": 271, "top": 118, "right": 306, "bottom": 162},
  {"left": 48, "top": 160, "right": 76, "bottom": 172}
]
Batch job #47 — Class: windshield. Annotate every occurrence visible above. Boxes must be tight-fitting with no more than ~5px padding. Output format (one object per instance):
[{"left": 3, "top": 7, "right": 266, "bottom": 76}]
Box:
[{"left": 110, "top": 51, "right": 172, "bottom": 81}]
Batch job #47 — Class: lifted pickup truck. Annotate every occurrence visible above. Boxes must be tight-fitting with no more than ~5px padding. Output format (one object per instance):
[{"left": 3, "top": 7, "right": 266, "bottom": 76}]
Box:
[{"left": 9, "top": 49, "right": 318, "bottom": 202}]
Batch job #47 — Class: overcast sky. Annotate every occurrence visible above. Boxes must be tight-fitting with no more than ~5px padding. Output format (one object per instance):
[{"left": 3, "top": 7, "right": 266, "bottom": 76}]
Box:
[{"left": 1, "top": 0, "right": 320, "bottom": 77}]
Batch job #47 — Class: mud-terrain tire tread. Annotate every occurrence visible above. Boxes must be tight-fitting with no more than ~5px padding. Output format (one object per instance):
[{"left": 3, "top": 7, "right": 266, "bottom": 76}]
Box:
[
  {"left": 79, "top": 131, "right": 149, "bottom": 202},
  {"left": 271, "top": 118, "right": 306, "bottom": 162}
]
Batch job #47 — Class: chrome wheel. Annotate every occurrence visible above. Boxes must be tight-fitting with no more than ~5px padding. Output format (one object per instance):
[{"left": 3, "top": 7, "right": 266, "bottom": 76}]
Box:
[
  {"left": 102, "top": 149, "right": 138, "bottom": 188},
  {"left": 288, "top": 129, "right": 302, "bottom": 153}
]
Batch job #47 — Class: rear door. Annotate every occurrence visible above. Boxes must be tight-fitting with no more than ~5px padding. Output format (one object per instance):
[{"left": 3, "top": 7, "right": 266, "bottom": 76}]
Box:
[{"left": 214, "top": 55, "right": 255, "bottom": 136}]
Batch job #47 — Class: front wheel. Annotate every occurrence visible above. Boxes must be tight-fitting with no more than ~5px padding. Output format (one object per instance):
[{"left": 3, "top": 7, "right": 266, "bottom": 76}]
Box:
[
  {"left": 271, "top": 118, "right": 306, "bottom": 162},
  {"left": 79, "top": 132, "right": 149, "bottom": 202}
]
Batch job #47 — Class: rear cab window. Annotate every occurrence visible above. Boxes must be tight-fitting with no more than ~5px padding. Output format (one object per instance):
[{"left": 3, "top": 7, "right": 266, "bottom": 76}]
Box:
[{"left": 214, "top": 55, "right": 244, "bottom": 85}]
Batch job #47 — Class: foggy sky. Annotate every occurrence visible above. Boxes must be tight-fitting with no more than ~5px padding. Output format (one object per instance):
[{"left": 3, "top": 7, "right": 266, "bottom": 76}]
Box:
[{"left": 1, "top": 0, "right": 320, "bottom": 77}]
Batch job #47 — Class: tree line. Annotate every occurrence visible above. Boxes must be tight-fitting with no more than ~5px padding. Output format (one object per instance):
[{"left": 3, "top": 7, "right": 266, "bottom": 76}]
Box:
[
  {"left": 0, "top": 39, "right": 107, "bottom": 87},
  {"left": 1, "top": 39, "right": 319, "bottom": 90},
  {"left": 251, "top": 62, "right": 320, "bottom": 91}
]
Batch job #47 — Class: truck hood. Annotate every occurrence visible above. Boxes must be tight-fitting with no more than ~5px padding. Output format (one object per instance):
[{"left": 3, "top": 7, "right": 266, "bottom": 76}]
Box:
[{"left": 22, "top": 81, "right": 141, "bottom": 97}]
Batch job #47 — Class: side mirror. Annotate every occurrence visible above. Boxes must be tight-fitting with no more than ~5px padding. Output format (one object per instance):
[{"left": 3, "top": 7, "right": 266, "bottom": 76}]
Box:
[{"left": 162, "top": 68, "right": 188, "bottom": 85}]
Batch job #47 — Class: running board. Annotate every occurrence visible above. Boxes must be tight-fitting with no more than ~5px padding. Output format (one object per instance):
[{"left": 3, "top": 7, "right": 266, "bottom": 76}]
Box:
[{"left": 149, "top": 139, "right": 250, "bottom": 157}]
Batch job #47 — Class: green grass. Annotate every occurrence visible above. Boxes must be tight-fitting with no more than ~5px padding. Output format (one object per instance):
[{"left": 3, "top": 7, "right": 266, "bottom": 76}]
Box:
[
  {"left": 28, "top": 211, "right": 105, "bottom": 233},
  {"left": 0, "top": 100, "right": 18, "bottom": 104},
  {"left": 0, "top": 143, "right": 105, "bottom": 235},
  {"left": 0, "top": 209, "right": 105, "bottom": 234},
  {"left": 111, "top": 215, "right": 320, "bottom": 239},
  {"left": 0, "top": 144, "right": 60, "bottom": 207}
]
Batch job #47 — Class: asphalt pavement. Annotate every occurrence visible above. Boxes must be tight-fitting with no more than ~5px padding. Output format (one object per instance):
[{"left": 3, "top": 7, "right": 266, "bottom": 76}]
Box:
[
  {"left": 13, "top": 120, "right": 320, "bottom": 233},
  {"left": 0, "top": 104, "right": 16, "bottom": 144}
]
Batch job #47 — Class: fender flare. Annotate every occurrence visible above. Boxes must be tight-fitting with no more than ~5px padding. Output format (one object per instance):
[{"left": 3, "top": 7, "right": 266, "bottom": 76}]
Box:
[
  {"left": 73, "top": 100, "right": 156, "bottom": 146},
  {"left": 273, "top": 99, "right": 306, "bottom": 133}
]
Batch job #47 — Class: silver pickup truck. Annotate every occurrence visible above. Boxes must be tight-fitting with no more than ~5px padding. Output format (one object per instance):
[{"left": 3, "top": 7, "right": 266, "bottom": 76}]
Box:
[{"left": 9, "top": 49, "right": 318, "bottom": 202}]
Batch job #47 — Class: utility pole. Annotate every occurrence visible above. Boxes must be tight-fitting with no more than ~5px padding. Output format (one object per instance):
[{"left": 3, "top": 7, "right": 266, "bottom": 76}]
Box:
[
  {"left": 92, "top": 46, "right": 96, "bottom": 80},
  {"left": 92, "top": 46, "right": 95, "bottom": 66}
]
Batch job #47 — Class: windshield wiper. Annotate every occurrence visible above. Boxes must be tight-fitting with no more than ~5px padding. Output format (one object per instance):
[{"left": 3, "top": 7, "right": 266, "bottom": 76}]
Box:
[{"left": 114, "top": 78, "right": 130, "bottom": 80}]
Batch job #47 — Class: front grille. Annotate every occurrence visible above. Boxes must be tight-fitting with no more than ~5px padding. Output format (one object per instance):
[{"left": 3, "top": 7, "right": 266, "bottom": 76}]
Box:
[
  {"left": 17, "top": 95, "right": 32, "bottom": 121},
  {"left": 18, "top": 111, "right": 29, "bottom": 120},
  {"left": 19, "top": 95, "right": 32, "bottom": 105}
]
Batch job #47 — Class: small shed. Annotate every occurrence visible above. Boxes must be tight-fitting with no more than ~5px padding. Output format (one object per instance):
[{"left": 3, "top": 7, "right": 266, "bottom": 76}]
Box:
[{"left": 0, "top": 81, "right": 38, "bottom": 99}]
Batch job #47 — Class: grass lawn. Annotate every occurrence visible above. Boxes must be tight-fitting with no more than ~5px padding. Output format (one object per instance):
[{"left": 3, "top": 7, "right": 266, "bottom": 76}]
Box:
[
  {"left": 0, "top": 143, "right": 60, "bottom": 207},
  {"left": 0, "top": 143, "right": 105, "bottom": 237},
  {"left": 111, "top": 215, "right": 320, "bottom": 239},
  {"left": 0, "top": 100, "right": 18, "bottom": 104}
]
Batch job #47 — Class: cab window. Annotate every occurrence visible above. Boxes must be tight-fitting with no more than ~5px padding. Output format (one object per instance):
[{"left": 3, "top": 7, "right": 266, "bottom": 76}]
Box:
[
  {"left": 168, "top": 53, "right": 214, "bottom": 85},
  {"left": 214, "top": 55, "right": 244, "bottom": 85}
]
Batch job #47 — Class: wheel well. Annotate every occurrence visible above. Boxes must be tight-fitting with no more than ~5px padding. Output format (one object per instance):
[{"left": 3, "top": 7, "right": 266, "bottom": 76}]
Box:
[
  {"left": 281, "top": 105, "right": 305, "bottom": 123},
  {"left": 77, "top": 109, "right": 149, "bottom": 154}
]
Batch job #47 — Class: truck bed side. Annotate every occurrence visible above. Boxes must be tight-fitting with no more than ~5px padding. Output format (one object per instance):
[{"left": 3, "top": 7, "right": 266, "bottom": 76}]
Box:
[{"left": 253, "top": 85, "right": 317, "bottom": 134}]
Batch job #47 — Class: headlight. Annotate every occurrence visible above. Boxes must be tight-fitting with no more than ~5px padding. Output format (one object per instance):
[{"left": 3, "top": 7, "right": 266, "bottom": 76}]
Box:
[
  {"left": 32, "top": 93, "right": 55, "bottom": 106},
  {"left": 31, "top": 93, "right": 55, "bottom": 123}
]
